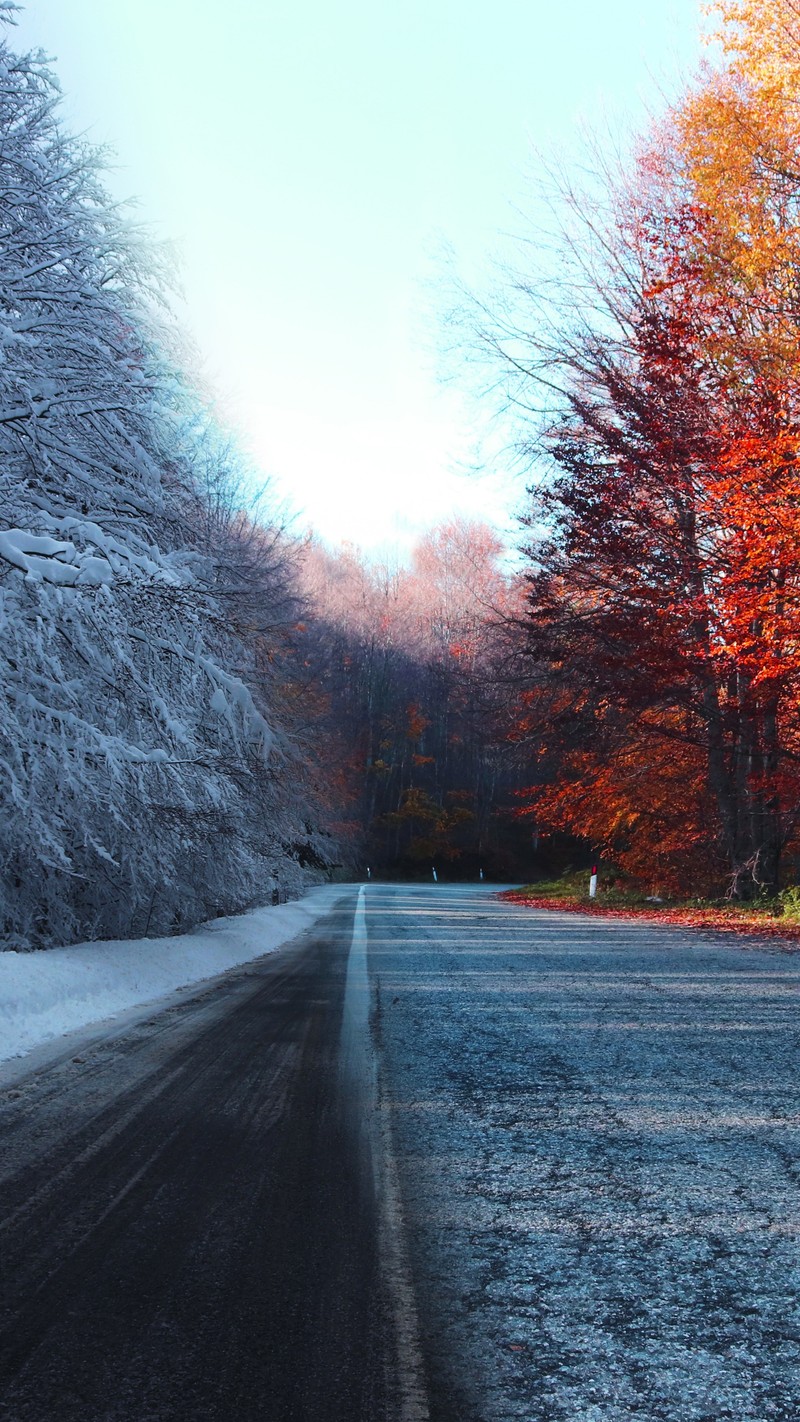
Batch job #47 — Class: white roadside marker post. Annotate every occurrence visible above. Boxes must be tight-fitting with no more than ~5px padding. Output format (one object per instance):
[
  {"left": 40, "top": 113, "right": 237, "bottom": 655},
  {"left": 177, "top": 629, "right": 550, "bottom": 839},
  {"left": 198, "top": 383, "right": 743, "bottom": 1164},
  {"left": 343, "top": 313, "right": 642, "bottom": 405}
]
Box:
[
  {"left": 589, "top": 863, "right": 598, "bottom": 898},
  {"left": 432, "top": 866, "right": 438, "bottom": 883}
]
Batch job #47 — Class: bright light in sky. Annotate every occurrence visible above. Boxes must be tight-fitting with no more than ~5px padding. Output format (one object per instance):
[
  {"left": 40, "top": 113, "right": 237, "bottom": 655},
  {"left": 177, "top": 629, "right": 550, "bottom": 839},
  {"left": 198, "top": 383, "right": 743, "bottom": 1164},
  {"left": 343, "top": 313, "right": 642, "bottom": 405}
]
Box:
[{"left": 12, "top": 0, "right": 703, "bottom": 556}]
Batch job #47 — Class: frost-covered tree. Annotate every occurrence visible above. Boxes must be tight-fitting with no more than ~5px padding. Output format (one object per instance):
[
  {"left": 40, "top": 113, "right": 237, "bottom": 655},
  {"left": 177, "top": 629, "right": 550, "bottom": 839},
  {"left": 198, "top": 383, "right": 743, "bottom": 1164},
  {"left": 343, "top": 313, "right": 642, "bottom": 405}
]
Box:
[{"left": 0, "top": 14, "right": 332, "bottom": 946}]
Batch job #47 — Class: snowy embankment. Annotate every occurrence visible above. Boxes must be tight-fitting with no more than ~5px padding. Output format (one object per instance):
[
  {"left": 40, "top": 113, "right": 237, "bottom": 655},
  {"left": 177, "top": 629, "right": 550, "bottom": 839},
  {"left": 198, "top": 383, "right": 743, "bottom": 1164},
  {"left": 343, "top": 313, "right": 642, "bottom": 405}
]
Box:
[{"left": 0, "top": 885, "right": 351, "bottom": 1068}]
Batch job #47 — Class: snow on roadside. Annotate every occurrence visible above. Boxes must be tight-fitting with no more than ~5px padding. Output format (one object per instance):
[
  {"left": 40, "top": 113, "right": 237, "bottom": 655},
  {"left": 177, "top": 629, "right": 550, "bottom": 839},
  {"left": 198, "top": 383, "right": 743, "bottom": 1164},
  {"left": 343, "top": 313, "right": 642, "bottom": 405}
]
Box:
[{"left": 0, "top": 885, "right": 352, "bottom": 1066}]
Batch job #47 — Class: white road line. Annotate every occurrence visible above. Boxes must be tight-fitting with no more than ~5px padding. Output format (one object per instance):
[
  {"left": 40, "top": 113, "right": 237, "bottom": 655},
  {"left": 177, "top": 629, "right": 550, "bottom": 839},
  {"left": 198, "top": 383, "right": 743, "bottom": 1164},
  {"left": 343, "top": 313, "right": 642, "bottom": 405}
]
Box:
[{"left": 341, "top": 885, "right": 430, "bottom": 1422}]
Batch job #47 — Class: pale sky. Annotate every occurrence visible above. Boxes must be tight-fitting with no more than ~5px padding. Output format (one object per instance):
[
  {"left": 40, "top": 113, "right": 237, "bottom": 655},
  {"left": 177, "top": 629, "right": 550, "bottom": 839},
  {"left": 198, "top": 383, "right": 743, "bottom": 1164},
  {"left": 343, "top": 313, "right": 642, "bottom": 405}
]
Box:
[{"left": 11, "top": 0, "right": 704, "bottom": 556}]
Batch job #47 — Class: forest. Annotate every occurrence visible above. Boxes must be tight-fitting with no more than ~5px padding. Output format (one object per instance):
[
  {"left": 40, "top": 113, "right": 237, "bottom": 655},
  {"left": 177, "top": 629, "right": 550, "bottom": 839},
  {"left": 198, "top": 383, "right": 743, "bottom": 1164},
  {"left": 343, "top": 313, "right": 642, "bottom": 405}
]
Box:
[{"left": 3, "top": 0, "right": 800, "bottom": 947}]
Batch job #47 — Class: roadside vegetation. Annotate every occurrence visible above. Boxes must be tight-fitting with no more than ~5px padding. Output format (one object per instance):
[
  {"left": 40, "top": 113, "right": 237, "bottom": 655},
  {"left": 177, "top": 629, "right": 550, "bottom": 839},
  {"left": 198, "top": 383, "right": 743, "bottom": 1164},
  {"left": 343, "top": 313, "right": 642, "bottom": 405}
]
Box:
[{"left": 501, "top": 873, "right": 800, "bottom": 944}]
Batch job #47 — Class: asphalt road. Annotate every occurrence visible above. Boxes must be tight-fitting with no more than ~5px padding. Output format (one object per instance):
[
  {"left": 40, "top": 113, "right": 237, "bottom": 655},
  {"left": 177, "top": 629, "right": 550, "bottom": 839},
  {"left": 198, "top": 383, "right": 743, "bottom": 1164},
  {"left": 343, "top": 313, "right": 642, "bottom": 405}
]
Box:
[
  {"left": 369, "top": 884, "right": 800, "bottom": 1422},
  {"left": 0, "top": 894, "right": 400, "bottom": 1422},
  {"left": 2, "top": 883, "right": 800, "bottom": 1422}
]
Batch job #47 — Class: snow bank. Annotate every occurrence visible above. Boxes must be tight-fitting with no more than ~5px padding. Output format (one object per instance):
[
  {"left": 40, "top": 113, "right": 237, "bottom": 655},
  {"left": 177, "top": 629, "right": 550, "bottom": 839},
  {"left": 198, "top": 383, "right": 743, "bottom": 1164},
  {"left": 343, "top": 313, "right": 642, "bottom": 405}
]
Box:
[{"left": 0, "top": 885, "right": 351, "bottom": 1067}]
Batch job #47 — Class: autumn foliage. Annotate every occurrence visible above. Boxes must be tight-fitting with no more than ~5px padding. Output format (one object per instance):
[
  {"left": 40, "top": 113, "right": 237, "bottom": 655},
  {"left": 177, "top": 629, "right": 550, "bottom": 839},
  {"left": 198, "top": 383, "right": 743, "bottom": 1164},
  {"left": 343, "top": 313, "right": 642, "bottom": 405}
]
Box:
[{"left": 493, "top": 0, "right": 800, "bottom": 897}]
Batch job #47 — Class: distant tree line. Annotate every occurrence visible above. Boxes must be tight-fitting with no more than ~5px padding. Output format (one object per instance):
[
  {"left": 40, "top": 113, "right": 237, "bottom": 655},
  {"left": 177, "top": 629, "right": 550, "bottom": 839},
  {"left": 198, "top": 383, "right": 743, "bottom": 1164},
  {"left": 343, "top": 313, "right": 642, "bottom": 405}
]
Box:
[{"left": 296, "top": 522, "right": 535, "bottom": 881}]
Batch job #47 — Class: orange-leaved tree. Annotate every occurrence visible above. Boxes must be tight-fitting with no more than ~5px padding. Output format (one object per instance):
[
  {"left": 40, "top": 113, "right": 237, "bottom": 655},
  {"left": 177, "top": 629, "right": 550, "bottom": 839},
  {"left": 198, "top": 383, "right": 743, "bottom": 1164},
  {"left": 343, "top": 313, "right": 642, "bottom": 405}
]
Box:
[{"left": 489, "top": 8, "right": 800, "bottom": 894}]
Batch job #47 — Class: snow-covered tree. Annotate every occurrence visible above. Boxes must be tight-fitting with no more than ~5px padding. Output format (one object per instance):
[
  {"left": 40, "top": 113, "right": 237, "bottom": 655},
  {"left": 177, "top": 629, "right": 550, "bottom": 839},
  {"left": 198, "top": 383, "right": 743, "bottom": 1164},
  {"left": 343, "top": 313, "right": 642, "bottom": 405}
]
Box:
[{"left": 0, "top": 17, "right": 332, "bottom": 946}]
